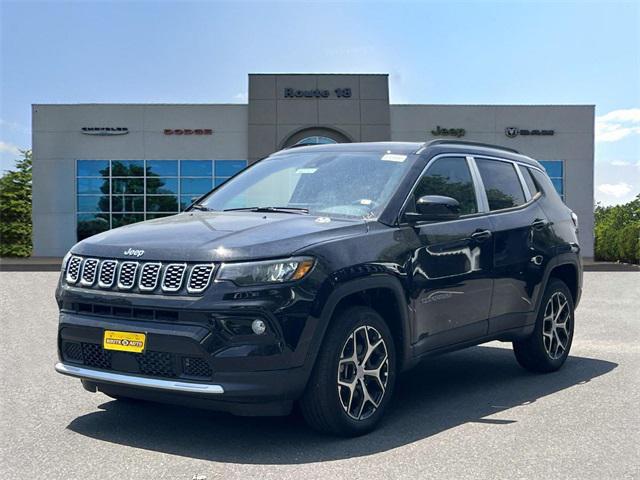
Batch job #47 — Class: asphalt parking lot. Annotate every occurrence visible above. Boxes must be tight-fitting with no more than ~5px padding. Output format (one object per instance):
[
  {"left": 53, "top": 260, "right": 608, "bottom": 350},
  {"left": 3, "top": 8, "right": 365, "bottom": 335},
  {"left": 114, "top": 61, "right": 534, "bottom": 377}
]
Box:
[{"left": 1, "top": 271, "right": 638, "bottom": 479}]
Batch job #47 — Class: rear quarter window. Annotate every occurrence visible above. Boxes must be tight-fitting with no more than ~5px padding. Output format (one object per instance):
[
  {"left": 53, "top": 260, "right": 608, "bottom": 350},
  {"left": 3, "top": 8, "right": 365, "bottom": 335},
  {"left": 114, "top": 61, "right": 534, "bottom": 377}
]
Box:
[
  {"left": 530, "top": 168, "right": 564, "bottom": 202},
  {"left": 520, "top": 166, "right": 541, "bottom": 197}
]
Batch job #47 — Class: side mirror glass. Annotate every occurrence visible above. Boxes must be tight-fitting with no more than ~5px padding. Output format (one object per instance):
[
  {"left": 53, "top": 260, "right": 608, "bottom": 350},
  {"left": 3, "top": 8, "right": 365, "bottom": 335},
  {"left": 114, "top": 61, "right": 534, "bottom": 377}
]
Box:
[{"left": 405, "top": 195, "right": 461, "bottom": 223}]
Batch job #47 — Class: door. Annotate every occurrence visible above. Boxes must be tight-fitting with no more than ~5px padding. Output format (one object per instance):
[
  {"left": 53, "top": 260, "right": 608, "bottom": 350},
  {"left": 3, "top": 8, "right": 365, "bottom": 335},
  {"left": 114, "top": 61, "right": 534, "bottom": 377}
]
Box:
[
  {"left": 473, "top": 157, "right": 550, "bottom": 333},
  {"left": 405, "top": 156, "right": 494, "bottom": 352}
]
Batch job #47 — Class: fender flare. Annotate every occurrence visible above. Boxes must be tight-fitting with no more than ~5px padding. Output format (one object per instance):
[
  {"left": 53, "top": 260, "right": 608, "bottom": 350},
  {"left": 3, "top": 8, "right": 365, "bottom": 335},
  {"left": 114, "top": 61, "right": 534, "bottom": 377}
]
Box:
[
  {"left": 304, "top": 274, "right": 415, "bottom": 373},
  {"left": 536, "top": 254, "right": 582, "bottom": 315}
]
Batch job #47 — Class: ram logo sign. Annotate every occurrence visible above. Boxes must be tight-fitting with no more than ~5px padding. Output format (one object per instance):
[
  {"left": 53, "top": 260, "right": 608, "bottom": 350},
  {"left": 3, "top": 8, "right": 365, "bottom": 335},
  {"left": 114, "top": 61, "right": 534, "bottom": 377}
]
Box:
[{"left": 505, "top": 127, "right": 554, "bottom": 138}]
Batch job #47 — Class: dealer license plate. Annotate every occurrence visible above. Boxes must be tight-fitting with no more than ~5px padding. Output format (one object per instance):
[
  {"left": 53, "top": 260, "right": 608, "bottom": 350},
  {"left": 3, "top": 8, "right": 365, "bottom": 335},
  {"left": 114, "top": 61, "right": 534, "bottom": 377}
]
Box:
[{"left": 103, "top": 330, "right": 146, "bottom": 353}]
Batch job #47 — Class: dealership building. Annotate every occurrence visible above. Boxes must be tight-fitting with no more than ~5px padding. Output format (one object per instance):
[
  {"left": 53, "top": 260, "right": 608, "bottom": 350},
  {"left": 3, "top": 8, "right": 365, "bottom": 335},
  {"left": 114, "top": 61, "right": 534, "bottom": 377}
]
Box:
[{"left": 32, "top": 73, "right": 595, "bottom": 258}]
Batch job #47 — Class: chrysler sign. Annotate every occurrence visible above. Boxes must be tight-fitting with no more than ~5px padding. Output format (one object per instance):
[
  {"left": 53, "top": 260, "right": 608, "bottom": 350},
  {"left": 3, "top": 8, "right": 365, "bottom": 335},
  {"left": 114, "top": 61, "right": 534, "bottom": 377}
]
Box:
[{"left": 81, "top": 127, "right": 128, "bottom": 135}]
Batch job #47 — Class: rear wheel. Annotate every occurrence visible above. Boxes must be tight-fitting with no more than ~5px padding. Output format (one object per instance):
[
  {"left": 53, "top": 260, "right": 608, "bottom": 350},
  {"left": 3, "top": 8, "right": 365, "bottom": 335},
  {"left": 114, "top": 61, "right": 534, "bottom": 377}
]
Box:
[
  {"left": 513, "top": 278, "right": 574, "bottom": 373},
  {"left": 300, "top": 306, "right": 396, "bottom": 436}
]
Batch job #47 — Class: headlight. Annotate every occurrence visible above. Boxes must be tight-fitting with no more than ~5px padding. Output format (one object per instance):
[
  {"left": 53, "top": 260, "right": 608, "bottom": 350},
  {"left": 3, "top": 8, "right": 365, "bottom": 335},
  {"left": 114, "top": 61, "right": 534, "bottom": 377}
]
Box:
[{"left": 216, "top": 257, "right": 315, "bottom": 286}]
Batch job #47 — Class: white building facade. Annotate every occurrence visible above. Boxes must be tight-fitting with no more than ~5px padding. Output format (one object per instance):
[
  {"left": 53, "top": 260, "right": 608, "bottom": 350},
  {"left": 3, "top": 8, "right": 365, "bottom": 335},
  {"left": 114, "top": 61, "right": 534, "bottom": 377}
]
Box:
[{"left": 32, "top": 74, "right": 594, "bottom": 257}]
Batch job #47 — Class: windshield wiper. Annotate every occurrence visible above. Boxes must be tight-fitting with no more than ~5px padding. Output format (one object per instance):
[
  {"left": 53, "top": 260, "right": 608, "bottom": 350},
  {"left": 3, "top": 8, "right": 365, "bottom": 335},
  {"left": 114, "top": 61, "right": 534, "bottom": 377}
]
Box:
[
  {"left": 190, "top": 204, "right": 212, "bottom": 211},
  {"left": 223, "top": 206, "right": 309, "bottom": 215}
]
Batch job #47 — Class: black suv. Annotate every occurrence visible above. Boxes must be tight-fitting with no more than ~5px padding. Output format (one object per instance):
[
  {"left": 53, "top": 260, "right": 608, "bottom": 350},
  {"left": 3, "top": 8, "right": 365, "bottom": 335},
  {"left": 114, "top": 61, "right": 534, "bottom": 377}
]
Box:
[{"left": 56, "top": 140, "right": 581, "bottom": 436}]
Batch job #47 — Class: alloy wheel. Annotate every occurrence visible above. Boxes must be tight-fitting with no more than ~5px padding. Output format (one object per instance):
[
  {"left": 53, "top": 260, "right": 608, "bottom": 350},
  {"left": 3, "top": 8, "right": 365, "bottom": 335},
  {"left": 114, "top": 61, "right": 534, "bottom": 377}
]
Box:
[
  {"left": 337, "top": 325, "right": 389, "bottom": 420},
  {"left": 542, "top": 291, "right": 571, "bottom": 360}
]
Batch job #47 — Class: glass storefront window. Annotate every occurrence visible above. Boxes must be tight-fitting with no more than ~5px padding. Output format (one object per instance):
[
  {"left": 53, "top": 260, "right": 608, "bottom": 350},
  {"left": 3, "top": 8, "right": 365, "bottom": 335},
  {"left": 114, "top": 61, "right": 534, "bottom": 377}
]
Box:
[
  {"left": 111, "top": 160, "right": 145, "bottom": 176},
  {"left": 147, "top": 160, "right": 178, "bottom": 177},
  {"left": 76, "top": 159, "right": 247, "bottom": 240},
  {"left": 215, "top": 160, "right": 246, "bottom": 177},
  {"left": 146, "top": 177, "right": 178, "bottom": 195},
  {"left": 539, "top": 160, "right": 565, "bottom": 200},
  {"left": 77, "top": 195, "right": 109, "bottom": 213},
  {"left": 112, "top": 195, "right": 145, "bottom": 212},
  {"left": 112, "top": 178, "right": 144, "bottom": 195},
  {"left": 147, "top": 195, "right": 179, "bottom": 212},
  {"left": 77, "top": 178, "right": 108, "bottom": 195},
  {"left": 180, "top": 177, "right": 212, "bottom": 195},
  {"left": 77, "top": 160, "right": 109, "bottom": 177},
  {"left": 181, "top": 160, "right": 212, "bottom": 177}
]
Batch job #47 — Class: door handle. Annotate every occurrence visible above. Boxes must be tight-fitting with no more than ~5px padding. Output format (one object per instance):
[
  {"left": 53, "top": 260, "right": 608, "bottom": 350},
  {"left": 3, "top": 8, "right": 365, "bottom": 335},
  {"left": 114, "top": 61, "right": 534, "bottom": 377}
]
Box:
[
  {"left": 471, "top": 230, "right": 492, "bottom": 242},
  {"left": 531, "top": 218, "right": 548, "bottom": 230}
]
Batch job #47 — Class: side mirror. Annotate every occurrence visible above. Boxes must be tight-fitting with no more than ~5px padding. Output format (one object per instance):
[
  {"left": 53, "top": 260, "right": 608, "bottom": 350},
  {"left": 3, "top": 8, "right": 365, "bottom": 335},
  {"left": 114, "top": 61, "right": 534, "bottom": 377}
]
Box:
[{"left": 405, "top": 195, "right": 461, "bottom": 223}]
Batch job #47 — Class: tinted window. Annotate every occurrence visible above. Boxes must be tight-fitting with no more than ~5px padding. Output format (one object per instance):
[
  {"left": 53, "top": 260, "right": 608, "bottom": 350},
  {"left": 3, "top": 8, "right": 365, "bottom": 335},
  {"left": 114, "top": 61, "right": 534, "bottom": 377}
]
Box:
[
  {"left": 520, "top": 166, "right": 540, "bottom": 196},
  {"left": 530, "top": 168, "right": 563, "bottom": 201},
  {"left": 413, "top": 157, "right": 477, "bottom": 215},
  {"left": 476, "top": 159, "right": 525, "bottom": 211}
]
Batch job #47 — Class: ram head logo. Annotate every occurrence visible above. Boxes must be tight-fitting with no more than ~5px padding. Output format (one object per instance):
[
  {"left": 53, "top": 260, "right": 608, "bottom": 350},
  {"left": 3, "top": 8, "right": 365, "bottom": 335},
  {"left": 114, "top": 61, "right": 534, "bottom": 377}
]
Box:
[{"left": 505, "top": 127, "right": 520, "bottom": 138}]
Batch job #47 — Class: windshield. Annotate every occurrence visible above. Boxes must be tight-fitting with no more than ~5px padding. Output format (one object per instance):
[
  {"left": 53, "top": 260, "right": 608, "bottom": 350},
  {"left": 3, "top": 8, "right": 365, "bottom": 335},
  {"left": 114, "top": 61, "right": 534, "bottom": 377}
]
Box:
[{"left": 197, "top": 150, "right": 414, "bottom": 218}]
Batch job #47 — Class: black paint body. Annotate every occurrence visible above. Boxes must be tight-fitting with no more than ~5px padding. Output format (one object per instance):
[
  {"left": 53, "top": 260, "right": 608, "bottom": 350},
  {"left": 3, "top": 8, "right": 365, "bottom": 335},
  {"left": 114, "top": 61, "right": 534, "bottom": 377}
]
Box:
[{"left": 56, "top": 142, "right": 582, "bottom": 415}]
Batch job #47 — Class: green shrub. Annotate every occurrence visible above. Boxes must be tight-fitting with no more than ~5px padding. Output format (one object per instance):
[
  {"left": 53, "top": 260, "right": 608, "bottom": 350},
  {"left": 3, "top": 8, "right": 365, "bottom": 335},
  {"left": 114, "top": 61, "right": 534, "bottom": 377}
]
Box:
[
  {"left": 594, "top": 194, "right": 640, "bottom": 264},
  {"left": 0, "top": 149, "right": 32, "bottom": 257}
]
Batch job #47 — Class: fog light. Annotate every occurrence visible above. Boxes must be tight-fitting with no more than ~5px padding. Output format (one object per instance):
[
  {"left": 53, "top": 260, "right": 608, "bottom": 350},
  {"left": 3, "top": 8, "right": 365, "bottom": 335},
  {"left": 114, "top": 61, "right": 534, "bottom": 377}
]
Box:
[{"left": 251, "top": 319, "right": 266, "bottom": 335}]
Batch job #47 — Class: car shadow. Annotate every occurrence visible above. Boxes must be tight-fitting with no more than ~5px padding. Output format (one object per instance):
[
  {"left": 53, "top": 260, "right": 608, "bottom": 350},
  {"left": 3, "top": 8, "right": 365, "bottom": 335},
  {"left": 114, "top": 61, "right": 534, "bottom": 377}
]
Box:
[{"left": 66, "top": 345, "right": 616, "bottom": 465}]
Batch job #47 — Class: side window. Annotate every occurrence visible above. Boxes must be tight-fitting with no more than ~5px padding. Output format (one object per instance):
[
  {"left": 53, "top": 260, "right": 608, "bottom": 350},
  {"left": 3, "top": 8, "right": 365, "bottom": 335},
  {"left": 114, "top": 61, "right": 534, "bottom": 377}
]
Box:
[
  {"left": 530, "top": 168, "right": 563, "bottom": 202},
  {"left": 520, "top": 166, "right": 540, "bottom": 197},
  {"left": 412, "top": 157, "right": 477, "bottom": 215},
  {"left": 476, "top": 159, "right": 526, "bottom": 211}
]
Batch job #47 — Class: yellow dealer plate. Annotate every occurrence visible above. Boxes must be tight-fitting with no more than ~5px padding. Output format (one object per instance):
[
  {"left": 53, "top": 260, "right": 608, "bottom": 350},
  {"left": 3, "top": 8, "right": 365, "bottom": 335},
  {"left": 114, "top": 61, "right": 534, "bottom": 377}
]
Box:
[{"left": 103, "top": 330, "right": 146, "bottom": 353}]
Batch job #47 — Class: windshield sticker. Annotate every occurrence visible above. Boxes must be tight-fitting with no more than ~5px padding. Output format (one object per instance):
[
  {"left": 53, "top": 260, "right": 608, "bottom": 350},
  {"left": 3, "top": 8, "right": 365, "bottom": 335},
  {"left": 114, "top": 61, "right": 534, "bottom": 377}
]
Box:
[
  {"left": 381, "top": 154, "right": 407, "bottom": 162},
  {"left": 359, "top": 199, "right": 373, "bottom": 205},
  {"left": 296, "top": 168, "right": 318, "bottom": 174}
]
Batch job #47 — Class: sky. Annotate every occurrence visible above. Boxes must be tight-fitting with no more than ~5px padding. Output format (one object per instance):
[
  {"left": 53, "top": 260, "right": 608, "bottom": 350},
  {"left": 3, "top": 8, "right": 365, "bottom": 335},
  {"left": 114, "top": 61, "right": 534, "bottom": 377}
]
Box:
[{"left": 1, "top": 0, "right": 638, "bottom": 205}]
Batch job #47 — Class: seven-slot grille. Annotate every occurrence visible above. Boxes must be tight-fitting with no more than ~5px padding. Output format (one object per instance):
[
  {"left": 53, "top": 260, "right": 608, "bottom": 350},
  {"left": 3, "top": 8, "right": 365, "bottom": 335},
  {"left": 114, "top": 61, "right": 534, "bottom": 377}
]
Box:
[
  {"left": 65, "top": 256, "right": 83, "bottom": 283},
  {"left": 80, "top": 259, "right": 99, "bottom": 286},
  {"left": 162, "top": 264, "right": 187, "bottom": 292},
  {"left": 188, "top": 264, "right": 215, "bottom": 293},
  {"left": 65, "top": 257, "right": 216, "bottom": 294},
  {"left": 118, "top": 262, "right": 139, "bottom": 290},
  {"left": 139, "top": 263, "right": 162, "bottom": 291},
  {"left": 98, "top": 260, "right": 118, "bottom": 288}
]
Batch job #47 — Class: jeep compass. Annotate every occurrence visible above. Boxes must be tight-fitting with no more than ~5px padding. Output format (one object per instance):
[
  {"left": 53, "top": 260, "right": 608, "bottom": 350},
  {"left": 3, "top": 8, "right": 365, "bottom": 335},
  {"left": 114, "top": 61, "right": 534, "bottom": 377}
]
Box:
[{"left": 55, "top": 140, "right": 582, "bottom": 436}]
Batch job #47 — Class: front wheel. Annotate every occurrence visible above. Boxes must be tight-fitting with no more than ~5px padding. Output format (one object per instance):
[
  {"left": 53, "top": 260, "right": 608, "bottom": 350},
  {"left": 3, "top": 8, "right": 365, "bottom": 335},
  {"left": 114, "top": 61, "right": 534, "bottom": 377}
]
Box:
[
  {"left": 300, "top": 306, "right": 396, "bottom": 436},
  {"left": 513, "top": 278, "right": 575, "bottom": 373}
]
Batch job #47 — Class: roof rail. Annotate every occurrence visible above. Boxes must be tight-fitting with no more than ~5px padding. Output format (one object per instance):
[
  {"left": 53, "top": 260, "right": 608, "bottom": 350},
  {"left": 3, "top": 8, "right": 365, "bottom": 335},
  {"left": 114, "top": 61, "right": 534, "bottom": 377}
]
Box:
[{"left": 419, "top": 139, "right": 519, "bottom": 154}]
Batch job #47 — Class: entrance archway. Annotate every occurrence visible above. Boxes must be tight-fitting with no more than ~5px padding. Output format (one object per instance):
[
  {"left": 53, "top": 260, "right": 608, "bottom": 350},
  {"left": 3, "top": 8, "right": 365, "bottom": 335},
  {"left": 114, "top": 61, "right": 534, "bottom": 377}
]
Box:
[{"left": 282, "top": 127, "right": 352, "bottom": 149}]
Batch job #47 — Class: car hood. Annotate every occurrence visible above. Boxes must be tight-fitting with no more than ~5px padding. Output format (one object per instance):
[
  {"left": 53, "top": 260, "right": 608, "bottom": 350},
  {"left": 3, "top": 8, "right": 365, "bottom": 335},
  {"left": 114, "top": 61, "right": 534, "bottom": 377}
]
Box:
[{"left": 72, "top": 212, "right": 368, "bottom": 262}]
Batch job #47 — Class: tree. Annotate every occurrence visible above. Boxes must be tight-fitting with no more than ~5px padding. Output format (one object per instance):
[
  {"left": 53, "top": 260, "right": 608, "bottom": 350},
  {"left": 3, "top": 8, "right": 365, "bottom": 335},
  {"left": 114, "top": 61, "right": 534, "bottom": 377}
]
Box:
[
  {"left": 594, "top": 194, "right": 640, "bottom": 264},
  {"left": 0, "top": 149, "right": 32, "bottom": 257}
]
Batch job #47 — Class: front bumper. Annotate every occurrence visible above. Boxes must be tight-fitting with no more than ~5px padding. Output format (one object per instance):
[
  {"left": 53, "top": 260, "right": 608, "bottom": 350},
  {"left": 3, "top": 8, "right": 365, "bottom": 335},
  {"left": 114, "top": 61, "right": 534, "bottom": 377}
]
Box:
[
  {"left": 55, "top": 362, "right": 225, "bottom": 394},
  {"left": 56, "top": 306, "right": 316, "bottom": 415}
]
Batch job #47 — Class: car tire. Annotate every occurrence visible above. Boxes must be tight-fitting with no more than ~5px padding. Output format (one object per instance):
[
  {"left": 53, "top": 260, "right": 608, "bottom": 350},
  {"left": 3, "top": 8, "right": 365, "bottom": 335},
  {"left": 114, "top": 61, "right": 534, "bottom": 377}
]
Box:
[
  {"left": 513, "top": 278, "right": 575, "bottom": 373},
  {"left": 300, "top": 306, "right": 396, "bottom": 437}
]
